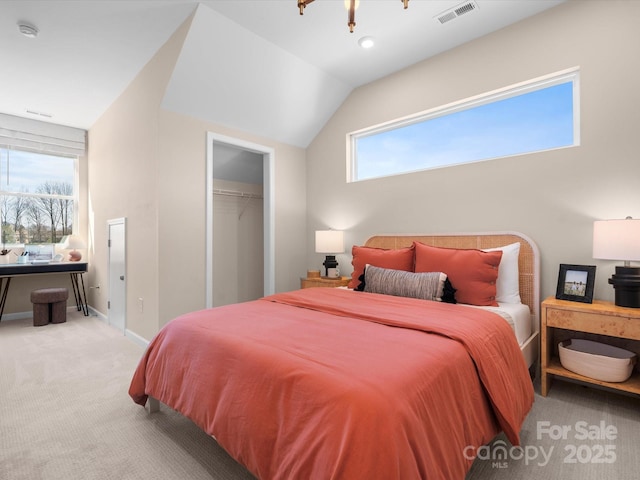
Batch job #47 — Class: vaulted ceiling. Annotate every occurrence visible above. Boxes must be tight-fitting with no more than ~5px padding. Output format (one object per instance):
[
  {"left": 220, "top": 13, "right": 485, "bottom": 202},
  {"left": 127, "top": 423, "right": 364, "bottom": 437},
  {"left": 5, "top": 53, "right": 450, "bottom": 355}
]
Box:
[{"left": 0, "top": 0, "right": 565, "bottom": 148}]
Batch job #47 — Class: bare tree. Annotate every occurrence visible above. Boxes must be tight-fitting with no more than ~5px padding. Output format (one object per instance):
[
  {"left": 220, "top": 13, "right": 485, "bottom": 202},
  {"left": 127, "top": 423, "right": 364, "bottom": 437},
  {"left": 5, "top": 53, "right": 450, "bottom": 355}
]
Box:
[
  {"left": 0, "top": 196, "right": 10, "bottom": 248},
  {"left": 56, "top": 182, "right": 73, "bottom": 236},
  {"left": 2, "top": 182, "right": 73, "bottom": 245},
  {"left": 36, "top": 182, "right": 62, "bottom": 243},
  {"left": 13, "top": 195, "right": 28, "bottom": 243},
  {"left": 27, "top": 198, "right": 46, "bottom": 243}
]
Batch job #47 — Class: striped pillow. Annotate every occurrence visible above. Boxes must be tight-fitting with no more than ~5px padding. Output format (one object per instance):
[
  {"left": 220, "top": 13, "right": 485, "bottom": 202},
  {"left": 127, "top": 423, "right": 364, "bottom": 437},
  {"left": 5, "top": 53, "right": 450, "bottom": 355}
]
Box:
[{"left": 362, "top": 265, "right": 447, "bottom": 302}]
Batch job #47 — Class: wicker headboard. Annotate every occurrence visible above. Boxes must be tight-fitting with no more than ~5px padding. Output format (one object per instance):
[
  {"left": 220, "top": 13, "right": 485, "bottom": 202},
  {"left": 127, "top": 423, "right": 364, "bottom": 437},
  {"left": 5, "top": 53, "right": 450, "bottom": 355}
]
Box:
[{"left": 364, "top": 232, "right": 540, "bottom": 331}]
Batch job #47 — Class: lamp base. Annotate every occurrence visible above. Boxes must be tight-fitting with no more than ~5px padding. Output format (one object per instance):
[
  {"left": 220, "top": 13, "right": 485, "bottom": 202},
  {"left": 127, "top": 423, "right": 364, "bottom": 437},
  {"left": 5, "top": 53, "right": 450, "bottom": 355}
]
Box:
[
  {"left": 322, "top": 255, "right": 339, "bottom": 278},
  {"left": 609, "top": 266, "right": 640, "bottom": 308},
  {"left": 69, "top": 250, "right": 82, "bottom": 262}
]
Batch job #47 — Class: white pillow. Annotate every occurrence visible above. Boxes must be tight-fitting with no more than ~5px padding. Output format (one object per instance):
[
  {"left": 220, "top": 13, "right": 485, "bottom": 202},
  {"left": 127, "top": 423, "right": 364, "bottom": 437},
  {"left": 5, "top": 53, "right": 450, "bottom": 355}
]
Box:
[{"left": 483, "top": 242, "right": 521, "bottom": 304}]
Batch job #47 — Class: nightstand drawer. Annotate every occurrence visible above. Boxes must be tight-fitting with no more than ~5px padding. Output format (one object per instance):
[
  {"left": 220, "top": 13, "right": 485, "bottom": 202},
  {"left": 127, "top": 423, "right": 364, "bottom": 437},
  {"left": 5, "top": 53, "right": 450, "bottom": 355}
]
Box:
[
  {"left": 300, "top": 276, "right": 350, "bottom": 289},
  {"left": 546, "top": 308, "right": 637, "bottom": 338}
]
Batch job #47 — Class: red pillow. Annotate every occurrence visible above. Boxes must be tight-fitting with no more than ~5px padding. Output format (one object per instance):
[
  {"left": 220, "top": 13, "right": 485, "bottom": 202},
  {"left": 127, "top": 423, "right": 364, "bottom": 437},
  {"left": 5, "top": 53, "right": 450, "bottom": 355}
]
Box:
[
  {"left": 413, "top": 242, "right": 502, "bottom": 306},
  {"left": 349, "top": 245, "right": 415, "bottom": 289}
]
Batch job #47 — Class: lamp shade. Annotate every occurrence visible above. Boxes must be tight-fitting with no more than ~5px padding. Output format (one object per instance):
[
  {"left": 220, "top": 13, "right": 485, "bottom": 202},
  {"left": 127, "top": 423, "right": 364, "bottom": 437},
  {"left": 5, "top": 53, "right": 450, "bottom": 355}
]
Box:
[
  {"left": 593, "top": 219, "right": 640, "bottom": 262},
  {"left": 63, "top": 235, "right": 86, "bottom": 262},
  {"left": 63, "top": 235, "right": 86, "bottom": 250},
  {"left": 315, "top": 230, "right": 344, "bottom": 254}
]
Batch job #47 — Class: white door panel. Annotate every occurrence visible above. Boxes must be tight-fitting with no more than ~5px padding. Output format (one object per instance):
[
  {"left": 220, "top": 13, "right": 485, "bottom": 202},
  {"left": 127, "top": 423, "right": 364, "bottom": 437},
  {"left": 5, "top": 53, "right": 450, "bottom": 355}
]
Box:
[{"left": 108, "top": 218, "right": 126, "bottom": 333}]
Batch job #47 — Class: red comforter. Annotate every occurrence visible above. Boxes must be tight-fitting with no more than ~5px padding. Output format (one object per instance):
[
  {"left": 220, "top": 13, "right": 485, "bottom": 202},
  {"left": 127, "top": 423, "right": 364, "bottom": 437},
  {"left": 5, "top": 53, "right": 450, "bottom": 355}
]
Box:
[{"left": 129, "top": 288, "right": 534, "bottom": 480}]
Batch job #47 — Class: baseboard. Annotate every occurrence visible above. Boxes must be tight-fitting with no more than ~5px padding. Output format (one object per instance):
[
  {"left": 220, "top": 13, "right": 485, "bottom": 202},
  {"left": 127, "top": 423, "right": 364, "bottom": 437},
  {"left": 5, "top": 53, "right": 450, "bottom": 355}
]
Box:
[
  {"left": 88, "top": 306, "right": 149, "bottom": 347},
  {"left": 0, "top": 310, "right": 32, "bottom": 321},
  {"left": 1, "top": 305, "right": 99, "bottom": 322},
  {"left": 2, "top": 304, "right": 150, "bottom": 348},
  {"left": 88, "top": 306, "right": 107, "bottom": 323},
  {"left": 125, "top": 329, "right": 150, "bottom": 348}
]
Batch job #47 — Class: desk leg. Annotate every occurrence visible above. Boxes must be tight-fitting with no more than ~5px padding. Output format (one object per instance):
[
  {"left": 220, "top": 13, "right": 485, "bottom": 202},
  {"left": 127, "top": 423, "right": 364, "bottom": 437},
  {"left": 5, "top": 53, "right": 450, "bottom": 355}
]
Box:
[
  {"left": 70, "top": 273, "right": 89, "bottom": 316},
  {"left": 0, "top": 277, "right": 11, "bottom": 322}
]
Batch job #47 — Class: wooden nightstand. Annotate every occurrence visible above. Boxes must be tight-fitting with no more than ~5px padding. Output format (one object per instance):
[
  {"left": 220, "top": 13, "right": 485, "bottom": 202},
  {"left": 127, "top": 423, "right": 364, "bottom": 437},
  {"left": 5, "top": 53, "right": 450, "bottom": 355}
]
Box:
[
  {"left": 541, "top": 296, "right": 640, "bottom": 397},
  {"left": 300, "top": 276, "right": 350, "bottom": 289}
]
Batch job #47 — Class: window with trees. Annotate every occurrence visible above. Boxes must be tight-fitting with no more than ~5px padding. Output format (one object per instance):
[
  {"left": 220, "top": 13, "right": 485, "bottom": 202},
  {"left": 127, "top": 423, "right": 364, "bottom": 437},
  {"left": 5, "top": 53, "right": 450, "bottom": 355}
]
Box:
[{"left": 0, "top": 147, "right": 76, "bottom": 248}]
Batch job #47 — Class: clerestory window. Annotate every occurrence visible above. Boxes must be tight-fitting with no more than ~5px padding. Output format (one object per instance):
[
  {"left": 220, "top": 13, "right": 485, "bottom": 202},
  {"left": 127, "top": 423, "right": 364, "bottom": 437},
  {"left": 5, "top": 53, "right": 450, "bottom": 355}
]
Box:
[{"left": 348, "top": 68, "right": 579, "bottom": 182}]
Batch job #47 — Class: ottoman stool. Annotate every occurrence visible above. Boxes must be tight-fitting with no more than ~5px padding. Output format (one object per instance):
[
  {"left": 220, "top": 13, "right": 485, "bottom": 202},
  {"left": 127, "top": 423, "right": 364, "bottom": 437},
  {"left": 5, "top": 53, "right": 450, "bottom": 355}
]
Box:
[{"left": 30, "top": 288, "right": 69, "bottom": 327}]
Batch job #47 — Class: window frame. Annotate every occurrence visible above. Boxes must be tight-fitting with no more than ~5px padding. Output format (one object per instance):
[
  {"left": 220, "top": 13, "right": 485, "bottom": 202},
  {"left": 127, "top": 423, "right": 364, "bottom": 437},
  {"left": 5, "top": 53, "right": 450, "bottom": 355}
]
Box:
[
  {"left": 0, "top": 147, "right": 79, "bottom": 247},
  {"left": 347, "top": 67, "right": 580, "bottom": 182}
]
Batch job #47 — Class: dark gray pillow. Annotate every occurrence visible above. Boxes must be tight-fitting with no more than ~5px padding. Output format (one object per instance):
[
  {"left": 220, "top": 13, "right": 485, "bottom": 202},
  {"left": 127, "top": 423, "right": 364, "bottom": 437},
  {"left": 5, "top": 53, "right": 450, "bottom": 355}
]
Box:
[{"left": 363, "top": 264, "right": 447, "bottom": 302}]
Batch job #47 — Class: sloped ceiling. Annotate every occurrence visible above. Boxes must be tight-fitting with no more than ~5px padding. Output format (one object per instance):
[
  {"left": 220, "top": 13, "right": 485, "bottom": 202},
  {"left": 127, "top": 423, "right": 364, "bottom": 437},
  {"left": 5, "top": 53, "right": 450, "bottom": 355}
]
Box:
[
  {"left": 161, "top": 4, "right": 352, "bottom": 148},
  {"left": 0, "top": 1, "right": 566, "bottom": 149},
  {"left": 0, "top": 1, "right": 196, "bottom": 131}
]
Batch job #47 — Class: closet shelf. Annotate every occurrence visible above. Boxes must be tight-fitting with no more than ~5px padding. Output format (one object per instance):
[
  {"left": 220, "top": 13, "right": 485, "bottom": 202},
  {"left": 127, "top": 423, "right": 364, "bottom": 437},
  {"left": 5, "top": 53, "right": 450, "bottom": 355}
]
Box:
[{"left": 213, "top": 188, "right": 263, "bottom": 219}]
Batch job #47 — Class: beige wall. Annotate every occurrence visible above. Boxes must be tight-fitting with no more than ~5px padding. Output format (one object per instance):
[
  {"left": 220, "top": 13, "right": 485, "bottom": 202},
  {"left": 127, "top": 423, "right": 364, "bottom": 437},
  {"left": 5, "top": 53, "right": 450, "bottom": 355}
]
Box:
[
  {"left": 306, "top": 0, "right": 640, "bottom": 303},
  {"left": 157, "top": 110, "right": 307, "bottom": 328},
  {"left": 88, "top": 14, "right": 307, "bottom": 339},
  {"left": 210, "top": 179, "right": 264, "bottom": 308},
  {"left": 87, "top": 21, "right": 189, "bottom": 340}
]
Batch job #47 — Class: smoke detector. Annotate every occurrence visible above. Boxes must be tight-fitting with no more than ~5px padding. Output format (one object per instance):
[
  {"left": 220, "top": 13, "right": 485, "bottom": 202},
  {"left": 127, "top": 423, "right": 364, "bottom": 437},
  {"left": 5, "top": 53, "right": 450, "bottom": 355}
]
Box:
[{"left": 18, "top": 22, "right": 39, "bottom": 38}]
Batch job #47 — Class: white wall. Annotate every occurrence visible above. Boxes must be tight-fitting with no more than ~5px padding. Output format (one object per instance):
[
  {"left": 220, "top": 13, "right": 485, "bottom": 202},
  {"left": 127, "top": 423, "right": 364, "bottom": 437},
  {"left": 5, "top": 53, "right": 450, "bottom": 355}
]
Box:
[{"left": 305, "top": 0, "right": 640, "bottom": 304}]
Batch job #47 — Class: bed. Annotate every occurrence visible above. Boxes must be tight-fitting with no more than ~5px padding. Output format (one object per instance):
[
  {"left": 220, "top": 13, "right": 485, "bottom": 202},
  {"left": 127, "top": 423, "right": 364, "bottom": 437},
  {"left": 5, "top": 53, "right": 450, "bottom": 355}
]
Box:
[
  {"left": 362, "top": 232, "right": 540, "bottom": 370},
  {"left": 129, "top": 232, "right": 539, "bottom": 480}
]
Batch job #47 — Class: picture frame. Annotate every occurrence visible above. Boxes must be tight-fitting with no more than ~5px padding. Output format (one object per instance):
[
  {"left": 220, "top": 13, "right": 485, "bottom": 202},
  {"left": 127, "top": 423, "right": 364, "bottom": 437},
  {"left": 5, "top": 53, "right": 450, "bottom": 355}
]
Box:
[{"left": 555, "top": 264, "right": 596, "bottom": 303}]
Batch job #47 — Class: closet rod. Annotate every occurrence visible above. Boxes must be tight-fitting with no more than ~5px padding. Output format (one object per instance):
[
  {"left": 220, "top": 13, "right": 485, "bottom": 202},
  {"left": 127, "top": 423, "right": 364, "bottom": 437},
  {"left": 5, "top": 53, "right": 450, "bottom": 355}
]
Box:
[{"left": 212, "top": 188, "right": 263, "bottom": 200}]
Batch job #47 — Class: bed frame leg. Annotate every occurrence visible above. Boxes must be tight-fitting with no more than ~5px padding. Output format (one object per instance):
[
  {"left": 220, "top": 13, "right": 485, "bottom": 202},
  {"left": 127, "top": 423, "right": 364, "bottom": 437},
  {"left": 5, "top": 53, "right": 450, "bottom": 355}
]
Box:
[{"left": 146, "top": 396, "right": 160, "bottom": 414}]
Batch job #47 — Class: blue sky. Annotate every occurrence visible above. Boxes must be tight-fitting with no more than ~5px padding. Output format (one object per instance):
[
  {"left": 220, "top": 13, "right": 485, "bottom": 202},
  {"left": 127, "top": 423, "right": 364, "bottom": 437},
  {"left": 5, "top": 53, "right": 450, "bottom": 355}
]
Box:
[
  {"left": 0, "top": 148, "right": 74, "bottom": 194},
  {"left": 356, "top": 81, "right": 574, "bottom": 181}
]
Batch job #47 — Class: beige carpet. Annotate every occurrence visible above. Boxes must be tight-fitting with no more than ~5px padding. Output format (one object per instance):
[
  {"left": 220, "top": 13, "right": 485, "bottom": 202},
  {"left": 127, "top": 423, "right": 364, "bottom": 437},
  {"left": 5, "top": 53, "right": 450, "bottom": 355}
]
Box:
[
  {"left": 2, "top": 312, "right": 639, "bottom": 479},
  {"left": 0, "top": 312, "right": 255, "bottom": 480},
  {"left": 466, "top": 380, "right": 640, "bottom": 479}
]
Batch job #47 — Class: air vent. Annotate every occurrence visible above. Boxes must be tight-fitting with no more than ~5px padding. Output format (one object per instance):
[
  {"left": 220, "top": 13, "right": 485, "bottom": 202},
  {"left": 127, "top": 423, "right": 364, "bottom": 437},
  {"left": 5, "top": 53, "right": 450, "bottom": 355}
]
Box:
[
  {"left": 26, "top": 109, "right": 52, "bottom": 118},
  {"left": 436, "top": 1, "right": 478, "bottom": 24}
]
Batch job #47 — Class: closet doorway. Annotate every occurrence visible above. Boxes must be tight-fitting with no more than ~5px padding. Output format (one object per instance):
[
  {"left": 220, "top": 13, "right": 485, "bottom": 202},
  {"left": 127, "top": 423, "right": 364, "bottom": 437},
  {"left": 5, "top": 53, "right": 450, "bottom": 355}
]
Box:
[{"left": 205, "top": 132, "right": 275, "bottom": 308}]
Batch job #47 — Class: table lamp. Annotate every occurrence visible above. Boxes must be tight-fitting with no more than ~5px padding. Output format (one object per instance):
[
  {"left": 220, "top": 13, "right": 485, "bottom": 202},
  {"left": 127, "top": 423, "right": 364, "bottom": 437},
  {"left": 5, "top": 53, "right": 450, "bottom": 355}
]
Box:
[
  {"left": 64, "top": 235, "right": 86, "bottom": 262},
  {"left": 593, "top": 217, "right": 640, "bottom": 308},
  {"left": 315, "top": 230, "right": 344, "bottom": 278}
]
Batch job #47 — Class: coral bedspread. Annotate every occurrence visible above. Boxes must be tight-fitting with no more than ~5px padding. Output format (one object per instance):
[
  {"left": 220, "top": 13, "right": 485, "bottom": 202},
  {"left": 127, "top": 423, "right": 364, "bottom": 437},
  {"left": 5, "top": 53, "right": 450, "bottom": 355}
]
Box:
[{"left": 129, "top": 288, "right": 534, "bottom": 480}]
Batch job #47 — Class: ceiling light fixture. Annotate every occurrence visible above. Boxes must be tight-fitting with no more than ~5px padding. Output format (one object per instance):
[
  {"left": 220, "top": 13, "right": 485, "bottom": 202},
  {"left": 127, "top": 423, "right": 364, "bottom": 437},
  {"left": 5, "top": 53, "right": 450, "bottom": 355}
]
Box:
[
  {"left": 17, "top": 22, "right": 39, "bottom": 38},
  {"left": 358, "top": 36, "right": 375, "bottom": 49},
  {"left": 298, "top": 0, "right": 409, "bottom": 33}
]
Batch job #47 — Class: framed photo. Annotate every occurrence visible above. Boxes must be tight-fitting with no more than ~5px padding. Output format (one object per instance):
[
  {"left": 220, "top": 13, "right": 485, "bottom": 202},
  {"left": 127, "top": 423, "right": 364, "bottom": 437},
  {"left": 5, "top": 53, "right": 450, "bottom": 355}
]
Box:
[{"left": 555, "top": 264, "right": 596, "bottom": 303}]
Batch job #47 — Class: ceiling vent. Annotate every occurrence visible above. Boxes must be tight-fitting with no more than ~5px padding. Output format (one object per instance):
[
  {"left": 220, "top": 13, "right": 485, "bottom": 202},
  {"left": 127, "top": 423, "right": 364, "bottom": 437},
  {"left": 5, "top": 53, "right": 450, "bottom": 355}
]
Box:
[
  {"left": 26, "top": 109, "right": 52, "bottom": 118},
  {"left": 436, "top": 1, "right": 478, "bottom": 24}
]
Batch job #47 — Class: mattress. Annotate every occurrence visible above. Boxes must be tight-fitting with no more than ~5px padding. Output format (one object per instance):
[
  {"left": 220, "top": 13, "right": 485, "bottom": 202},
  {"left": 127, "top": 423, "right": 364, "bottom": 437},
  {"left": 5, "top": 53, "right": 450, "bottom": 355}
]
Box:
[
  {"left": 341, "top": 285, "right": 533, "bottom": 347},
  {"left": 464, "top": 302, "right": 532, "bottom": 346}
]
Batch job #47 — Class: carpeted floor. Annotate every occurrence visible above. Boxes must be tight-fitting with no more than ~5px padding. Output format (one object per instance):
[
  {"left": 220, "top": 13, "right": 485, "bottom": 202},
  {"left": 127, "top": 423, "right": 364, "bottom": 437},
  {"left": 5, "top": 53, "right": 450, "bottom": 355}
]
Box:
[
  {"left": 0, "top": 313, "right": 254, "bottom": 480},
  {"left": 466, "top": 373, "right": 640, "bottom": 479},
  {"left": 1, "top": 312, "right": 638, "bottom": 479}
]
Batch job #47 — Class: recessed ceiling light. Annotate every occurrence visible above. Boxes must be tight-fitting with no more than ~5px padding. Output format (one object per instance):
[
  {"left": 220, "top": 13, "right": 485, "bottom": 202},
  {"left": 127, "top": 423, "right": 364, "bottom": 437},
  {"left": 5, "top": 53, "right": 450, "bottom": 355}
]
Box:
[
  {"left": 17, "top": 22, "right": 39, "bottom": 39},
  {"left": 358, "top": 36, "right": 375, "bottom": 49}
]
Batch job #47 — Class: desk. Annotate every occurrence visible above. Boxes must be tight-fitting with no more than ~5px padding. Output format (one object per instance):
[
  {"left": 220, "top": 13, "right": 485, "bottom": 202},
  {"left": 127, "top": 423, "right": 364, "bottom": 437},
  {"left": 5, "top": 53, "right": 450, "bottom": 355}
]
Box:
[{"left": 0, "top": 262, "right": 88, "bottom": 321}]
